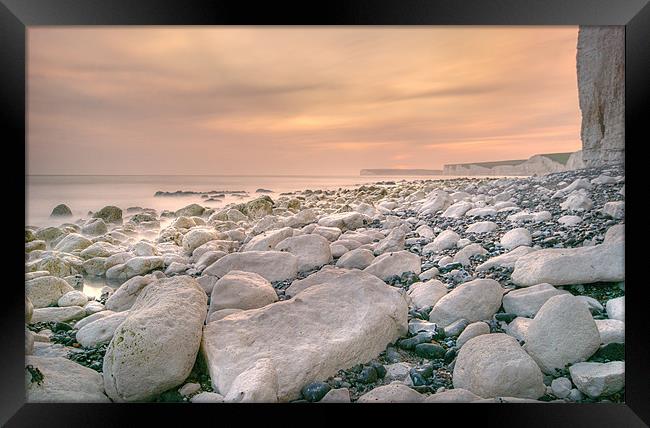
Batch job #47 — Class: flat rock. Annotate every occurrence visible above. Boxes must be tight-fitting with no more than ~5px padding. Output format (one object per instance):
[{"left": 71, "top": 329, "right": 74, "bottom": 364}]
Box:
[
  {"left": 201, "top": 270, "right": 407, "bottom": 402},
  {"left": 363, "top": 251, "right": 422, "bottom": 281},
  {"left": 594, "top": 319, "right": 625, "bottom": 344},
  {"left": 76, "top": 311, "right": 130, "bottom": 348},
  {"left": 285, "top": 265, "right": 351, "bottom": 297},
  {"left": 424, "top": 388, "right": 482, "bottom": 402},
  {"left": 31, "top": 306, "right": 86, "bottom": 323},
  {"left": 203, "top": 251, "right": 299, "bottom": 283},
  {"left": 569, "top": 361, "right": 624, "bottom": 398},
  {"left": 26, "top": 356, "right": 110, "bottom": 402},
  {"left": 502, "top": 283, "right": 570, "bottom": 317},
  {"left": 476, "top": 246, "right": 537, "bottom": 272},
  {"left": 356, "top": 383, "right": 424, "bottom": 403}
]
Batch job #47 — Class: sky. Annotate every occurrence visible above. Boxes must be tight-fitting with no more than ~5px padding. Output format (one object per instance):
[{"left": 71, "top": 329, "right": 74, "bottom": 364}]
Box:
[{"left": 27, "top": 27, "right": 582, "bottom": 175}]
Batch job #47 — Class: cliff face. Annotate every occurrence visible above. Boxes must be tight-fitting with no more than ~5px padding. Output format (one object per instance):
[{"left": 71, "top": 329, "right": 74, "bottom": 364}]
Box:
[
  {"left": 443, "top": 153, "right": 575, "bottom": 176},
  {"left": 577, "top": 26, "right": 625, "bottom": 167}
]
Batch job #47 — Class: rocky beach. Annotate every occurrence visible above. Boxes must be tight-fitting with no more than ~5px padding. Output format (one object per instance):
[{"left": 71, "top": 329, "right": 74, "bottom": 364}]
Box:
[{"left": 24, "top": 164, "right": 625, "bottom": 403}]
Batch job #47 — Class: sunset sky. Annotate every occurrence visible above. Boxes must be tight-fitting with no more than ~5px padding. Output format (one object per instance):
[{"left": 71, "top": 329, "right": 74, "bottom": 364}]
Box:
[{"left": 28, "top": 27, "right": 582, "bottom": 175}]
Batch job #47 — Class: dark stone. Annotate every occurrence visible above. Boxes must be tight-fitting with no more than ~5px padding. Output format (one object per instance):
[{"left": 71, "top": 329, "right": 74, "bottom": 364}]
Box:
[
  {"left": 590, "top": 342, "right": 625, "bottom": 362},
  {"left": 494, "top": 313, "right": 518, "bottom": 323},
  {"left": 301, "top": 381, "right": 331, "bottom": 402},
  {"left": 358, "top": 366, "right": 378, "bottom": 384},
  {"left": 398, "top": 332, "right": 433, "bottom": 350},
  {"left": 370, "top": 362, "right": 386, "bottom": 379},
  {"left": 52, "top": 322, "right": 73, "bottom": 333},
  {"left": 415, "top": 343, "right": 446, "bottom": 359},
  {"left": 50, "top": 204, "right": 72, "bottom": 217},
  {"left": 443, "top": 348, "right": 457, "bottom": 364}
]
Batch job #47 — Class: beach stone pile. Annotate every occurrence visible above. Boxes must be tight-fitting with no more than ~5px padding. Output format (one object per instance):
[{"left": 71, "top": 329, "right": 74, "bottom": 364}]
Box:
[{"left": 24, "top": 164, "right": 625, "bottom": 403}]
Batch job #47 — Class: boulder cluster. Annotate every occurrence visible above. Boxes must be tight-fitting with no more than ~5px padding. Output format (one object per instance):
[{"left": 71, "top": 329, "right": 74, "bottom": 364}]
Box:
[{"left": 25, "top": 164, "right": 625, "bottom": 403}]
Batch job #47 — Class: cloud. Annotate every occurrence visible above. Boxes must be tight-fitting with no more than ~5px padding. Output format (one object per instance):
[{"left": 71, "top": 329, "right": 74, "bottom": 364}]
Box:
[{"left": 27, "top": 27, "right": 582, "bottom": 175}]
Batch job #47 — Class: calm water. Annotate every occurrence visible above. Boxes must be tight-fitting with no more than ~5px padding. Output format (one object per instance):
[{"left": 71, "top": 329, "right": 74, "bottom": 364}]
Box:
[{"left": 26, "top": 174, "right": 473, "bottom": 228}]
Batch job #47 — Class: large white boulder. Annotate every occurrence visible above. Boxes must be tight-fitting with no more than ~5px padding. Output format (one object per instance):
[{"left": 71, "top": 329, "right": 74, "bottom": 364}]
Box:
[
  {"left": 511, "top": 240, "right": 624, "bottom": 286},
  {"left": 26, "top": 356, "right": 110, "bottom": 402},
  {"left": 182, "top": 228, "right": 219, "bottom": 254},
  {"left": 594, "top": 319, "right": 625, "bottom": 345},
  {"left": 31, "top": 306, "right": 86, "bottom": 323},
  {"left": 105, "top": 256, "right": 164, "bottom": 280},
  {"left": 424, "top": 230, "right": 460, "bottom": 253},
  {"left": 363, "top": 251, "right": 421, "bottom": 281},
  {"left": 103, "top": 276, "right": 207, "bottom": 402},
  {"left": 276, "top": 234, "right": 332, "bottom": 272},
  {"left": 57, "top": 290, "right": 88, "bottom": 307},
  {"left": 502, "top": 283, "right": 570, "bottom": 317},
  {"left": 476, "top": 246, "right": 537, "bottom": 272},
  {"left": 201, "top": 270, "right": 408, "bottom": 402},
  {"left": 53, "top": 233, "right": 93, "bottom": 253},
  {"left": 453, "top": 333, "right": 546, "bottom": 399},
  {"left": 453, "top": 243, "right": 487, "bottom": 266},
  {"left": 336, "top": 248, "right": 375, "bottom": 270},
  {"left": 208, "top": 270, "right": 278, "bottom": 314},
  {"left": 428, "top": 279, "right": 503, "bottom": 327},
  {"left": 203, "top": 251, "right": 299, "bottom": 283},
  {"left": 25, "top": 276, "right": 74, "bottom": 308},
  {"left": 524, "top": 294, "right": 601, "bottom": 374}
]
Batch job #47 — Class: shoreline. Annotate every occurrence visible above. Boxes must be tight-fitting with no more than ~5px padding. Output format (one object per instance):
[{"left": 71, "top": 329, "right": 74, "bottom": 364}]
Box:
[{"left": 25, "top": 165, "right": 625, "bottom": 403}]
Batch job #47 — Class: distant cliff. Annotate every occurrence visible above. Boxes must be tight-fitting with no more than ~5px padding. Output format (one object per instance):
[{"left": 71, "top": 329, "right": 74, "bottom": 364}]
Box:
[
  {"left": 443, "top": 152, "right": 584, "bottom": 176},
  {"left": 360, "top": 169, "right": 443, "bottom": 176},
  {"left": 577, "top": 26, "right": 624, "bottom": 167}
]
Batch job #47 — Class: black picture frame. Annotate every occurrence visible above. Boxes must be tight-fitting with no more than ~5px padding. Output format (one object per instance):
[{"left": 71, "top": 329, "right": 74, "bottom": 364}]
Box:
[{"left": 1, "top": 0, "right": 647, "bottom": 426}]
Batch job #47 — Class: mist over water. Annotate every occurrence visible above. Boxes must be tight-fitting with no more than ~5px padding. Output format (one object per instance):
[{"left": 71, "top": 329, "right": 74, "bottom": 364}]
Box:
[{"left": 26, "top": 174, "right": 472, "bottom": 228}]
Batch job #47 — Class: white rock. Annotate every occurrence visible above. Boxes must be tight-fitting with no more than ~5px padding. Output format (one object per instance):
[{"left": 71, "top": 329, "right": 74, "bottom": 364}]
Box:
[
  {"left": 453, "top": 243, "right": 487, "bottom": 266},
  {"left": 441, "top": 201, "right": 473, "bottom": 218},
  {"left": 456, "top": 321, "right": 490, "bottom": 348},
  {"left": 31, "top": 306, "right": 86, "bottom": 323},
  {"left": 507, "top": 210, "right": 552, "bottom": 223},
  {"left": 500, "top": 228, "right": 532, "bottom": 250},
  {"left": 105, "top": 273, "right": 160, "bottom": 312},
  {"left": 357, "top": 383, "right": 424, "bottom": 403},
  {"left": 203, "top": 251, "right": 299, "bottom": 283},
  {"left": 552, "top": 178, "right": 592, "bottom": 199},
  {"left": 311, "top": 226, "right": 342, "bottom": 242},
  {"left": 103, "top": 276, "right": 207, "bottom": 402},
  {"left": 363, "top": 250, "right": 422, "bottom": 281},
  {"left": 601, "top": 201, "right": 624, "bottom": 219},
  {"left": 182, "top": 228, "right": 219, "bottom": 254},
  {"left": 418, "top": 191, "right": 453, "bottom": 216},
  {"left": 285, "top": 265, "right": 351, "bottom": 297},
  {"left": 201, "top": 270, "right": 407, "bottom": 402},
  {"left": 466, "top": 221, "right": 498, "bottom": 234},
  {"left": 415, "top": 225, "right": 435, "bottom": 239},
  {"left": 208, "top": 270, "right": 278, "bottom": 313},
  {"left": 594, "top": 319, "right": 625, "bottom": 344},
  {"left": 74, "top": 310, "right": 115, "bottom": 330},
  {"left": 57, "top": 290, "right": 88, "bottom": 307},
  {"left": 191, "top": 392, "right": 224, "bottom": 403},
  {"left": 336, "top": 248, "right": 375, "bottom": 270},
  {"left": 207, "top": 308, "right": 244, "bottom": 324},
  {"left": 26, "top": 356, "right": 110, "bottom": 402},
  {"left": 428, "top": 279, "right": 503, "bottom": 327},
  {"left": 76, "top": 311, "right": 130, "bottom": 348},
  {"left": 83, "top": 300, "right": 105, "bottom": 315},
  {"left": 53, "top": 233, "right": 93, "bottom": 253},
  {"left": 453, "top": 333, "right": 546, "bottom": 399},
  {"left": 179, "top": 382, "right": 201, "bottom": 397},
  {"left": 476, "top": 246, "right": 537, "bottom": 272},
  {"left": 407, "top": 280, "right": 447, "bottom": 310},
  {"left": 25, "top": 276, "right": 74, "bottom": 308},
  {"left": 505, "top": 317, "right": 532, "bottom": 342},
  {"left": 511, "top": 240, "right": 624, "bottom": 286},
  {"left": 317, "top": 212, "right": 371, "bottom": 231},
  {"left": 374, "top": 228, "right": 406, "bottom": 255},
  {"left": 424, "top": 388, "right": 482, "bottom": 402},
  {"left": 502, "top": 283, "right": 570, "bottom": 317},
  {"left": 551, "top": 377, "right": 572, "bottom": 399},
  {"left": 560, "top": 190, "right": 593, "bottom": 212},
  {"left": 465, "top": 207, "right": 497, "bottom": 218},
  {"left": 524, "top": 294, "right": 601, "bottom": 374},
  {"left": 276, "top": 234, "right": 332, "bottom": 272},
  {"left": 419, "top": 267, "right": 439, "bottom": 281},
  {"left": 569, "top": 361, "right": 624, "bottom": 398},
  {"left": 105, "top": 256, "right": 164, "bottom": 280},
  {"left": 605, "top": 296, "right": 624, "bottom": 321},
  {"left": 223, "top": 358, "right": 279, "bottom": 403},
  {"left": 384, "top": 362, "right": 412, "bottom": 383},
  {"left": 558, "top": 215, "right": 582, "bottom": 226},
  {"left": 319, "top": 388, "right": 351, "bottom": 403},
  {"left": 426, "top": 230, "right": 460, "bottom": 253},
  {"left": 243, "top": 227, "right": 294, "bottom": 251}
]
